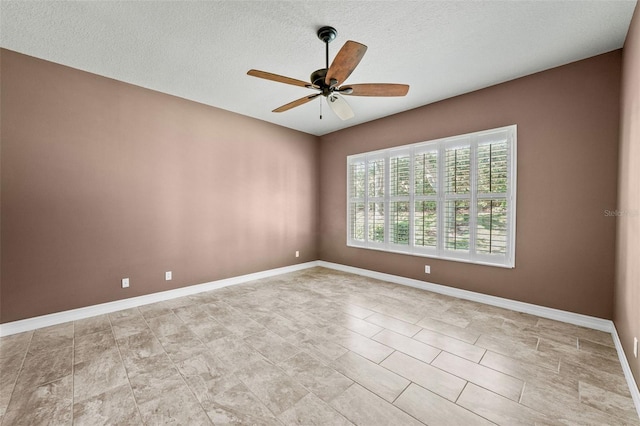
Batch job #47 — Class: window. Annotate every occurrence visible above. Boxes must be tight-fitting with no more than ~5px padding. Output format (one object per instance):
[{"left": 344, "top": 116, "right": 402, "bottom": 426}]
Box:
[{"left": 347, "top": 125, "right": 516, "bottom": 268}]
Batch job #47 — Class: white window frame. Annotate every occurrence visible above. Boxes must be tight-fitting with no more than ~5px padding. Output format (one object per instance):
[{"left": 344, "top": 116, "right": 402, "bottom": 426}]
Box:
[{"left": 347, "top": 125, "right": 517, "bottom": 268}]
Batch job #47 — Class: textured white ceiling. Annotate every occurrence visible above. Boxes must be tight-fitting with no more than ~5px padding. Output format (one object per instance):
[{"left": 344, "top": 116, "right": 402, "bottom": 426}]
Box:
[{"left": 1, "top": 1, "right": 636, "bottom": 136}]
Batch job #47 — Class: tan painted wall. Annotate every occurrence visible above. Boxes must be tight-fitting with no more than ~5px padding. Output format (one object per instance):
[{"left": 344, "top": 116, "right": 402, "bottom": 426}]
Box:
[
  {"left": 319, "top": 51, "right": 621, "bottom": 320},
  {"left": 616, "top": 4, "right": 640, "bottom": 385},
  {"left": 0, "top": 49, "right": 319, "bottom": 323}
]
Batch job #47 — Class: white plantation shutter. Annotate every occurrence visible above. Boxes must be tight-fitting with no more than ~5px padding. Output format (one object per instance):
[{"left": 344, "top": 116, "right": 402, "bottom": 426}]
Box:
[
  {"left": 348, "top": 161, "right": 366, "bottom": 242},
  {"left": 389, "top": 154, "right": 410, "bottom": 246},
  {"left": 414, "top": 150, "right": 438, "bottom": 251},
  {"left": 443, "top": 143, "right": 471, "bottom": 256},
  {"left": 476, "top": 138, "right": 509, "bottom": 256},
  {"left": 367, "top": 157, "right": 385, "bottom": 244},
  {"left": 347, "top": 125, "right": 516, "bottom": 268}
]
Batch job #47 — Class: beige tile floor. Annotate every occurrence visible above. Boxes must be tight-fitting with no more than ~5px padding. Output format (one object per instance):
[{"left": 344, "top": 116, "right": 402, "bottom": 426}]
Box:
[{"left": 0, "top": 267, "right": 638, "bottom": 425}]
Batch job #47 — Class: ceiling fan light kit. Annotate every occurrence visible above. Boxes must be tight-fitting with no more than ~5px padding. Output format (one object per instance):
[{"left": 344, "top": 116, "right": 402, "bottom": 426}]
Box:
[
  {"left": 247, "top": 26, "right": 409, "bottom": 121},
  {"left": 327, "top": 93, "right": 355, "bottom": 120}
]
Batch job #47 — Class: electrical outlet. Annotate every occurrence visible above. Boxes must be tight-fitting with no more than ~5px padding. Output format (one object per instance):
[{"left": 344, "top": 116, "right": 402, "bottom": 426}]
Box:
[
  {"left": 121, "top": 278, "right": 130, "bottom": 288},
  {"left": 165, "top": 271, "right": 172, "bottom": 281},
  {"left": 634, "top": 337, "right": 638, "bottom": 358},
  {"left": 295, "top": 251, "right": 300, "bottom": 258},
  {"left": 424, "top": 265, "right": 431, "bottom": 274}
]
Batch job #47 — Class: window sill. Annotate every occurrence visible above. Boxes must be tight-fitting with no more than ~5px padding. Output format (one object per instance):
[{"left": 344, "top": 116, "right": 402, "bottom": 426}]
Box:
[{"left": 347, "top": 241, "right": 515, "bottom": 269}]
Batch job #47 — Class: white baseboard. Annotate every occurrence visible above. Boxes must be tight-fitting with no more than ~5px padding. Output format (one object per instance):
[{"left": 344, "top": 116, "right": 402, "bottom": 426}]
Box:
[
  {"left": 0, "top": 261, "right": 320, "bottom": 337},
  {"left": 611, "top": 325, "right": 640, "bottom": 417},
  {"left": 317, "top": 261, "right": 613, "bottom": 331},
  {"left": 1, "top": 259, "right": 637, "bottom": 418}
]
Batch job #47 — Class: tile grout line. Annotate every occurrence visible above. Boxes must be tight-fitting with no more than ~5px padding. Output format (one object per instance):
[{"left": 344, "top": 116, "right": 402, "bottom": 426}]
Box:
[
  {"left": 334, "top": 349, "right": 411, "bottom": 406},
  {"left": 173, "top": 298, "right": 301, "bottom": 424},
  {"left": 377, "top": 348, "right": 397, "bottom": 365},
  {"left": 369, "top": 328, "right": 386, "bottom": 341},
  {"left": 332, "top": 313, "right": 394, "bottom": 341},
  {"left": 390, "top": 380, "right": 413, "bottom": 405},
  {"left": 476, "top": 349, "right": 554, "bottom": 384},
  {"left": 138, "top": 308, "right": 215, "bottom": 424},
  {"left": 518, "top": 381, "right": 526, "bottom": 404},
  {"left": 418, "top": 347, "right": 535, "bottom": 405},
  {"left": 477, "top": 348, "right": 489, "bottom": 364},
  {"left": 108, "top": 311, "right": 145, "bottom": 424},
  {"left": 361, "top": 311, "right": 424, "bottom": 336},
  {"left": 461, "top": 381, "right": 551, "bottom": 421},
  {"left": 172, "top": 301, "right": 268, "bottom": 424},
  {"left": 239, "top": 327, "right": 318, "bottom": 423},
  {"left": 451, "top": 381, "right": 501, "bottom": 426},
  {"left": 233, "top": 363, "right": 292, "bottom": 422},
  {"left": 390, "top": 382, "right": 429, "bottom": 425},
  {"left": 454, "top": 380, "right": 469, "bottom": 404},
  {"left": 0, "top": 330, "right": 35, "bottom": 425},
  {"left": 320, "top": 322, "right": 396, "bottom": 363}
]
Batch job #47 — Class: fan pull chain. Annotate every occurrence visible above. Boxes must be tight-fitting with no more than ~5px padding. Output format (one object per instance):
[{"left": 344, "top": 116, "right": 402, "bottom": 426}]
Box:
[{"left": 320, "top": 97, "right": 323, "bottom": 120}]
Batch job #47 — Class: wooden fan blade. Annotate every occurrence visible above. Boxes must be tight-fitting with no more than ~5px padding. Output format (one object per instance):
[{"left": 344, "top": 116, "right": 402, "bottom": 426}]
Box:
[
  {"left": 341, "top": 83, "right": 410, "bottom": 97},
  {"left": 273, "top": 93, "right": 321, "bottom": 113},
  {"left": 325, "top": 41, "right": 367, "bottom": 86},
  {"left": 248, "top": 69, "right": 312, "bottom": 88}
]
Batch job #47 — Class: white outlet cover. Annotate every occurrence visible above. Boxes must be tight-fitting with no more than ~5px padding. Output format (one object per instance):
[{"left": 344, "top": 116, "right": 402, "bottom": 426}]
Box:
[
  {"left": 165, "top": 271, "right": 172, "bottom": 281},
  {"left": 121, "top": 278, "right": 130, "bottom": 288},
  {"left": 295, "top": 251, "right": 299, "bottom": 258},
  {"left": 425, "top": 265, "right": 431, "bottom": 274},
  {"left": 634, "top": 337, "right": 638, "bottom": 358}
]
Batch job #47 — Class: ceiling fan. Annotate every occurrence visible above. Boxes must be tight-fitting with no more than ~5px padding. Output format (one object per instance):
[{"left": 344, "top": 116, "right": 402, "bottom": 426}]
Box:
[{"left": 247, "top": 26, "right": 409, "bottom": 121}]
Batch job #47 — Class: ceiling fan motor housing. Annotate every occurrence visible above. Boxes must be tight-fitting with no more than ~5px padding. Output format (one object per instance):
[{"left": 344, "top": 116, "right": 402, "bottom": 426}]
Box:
[
  {"left": 310, "top": 68, "right": 339, "bottom": 96},
  {"left": 310, "top": 68, "right": 327, "bottom": 87}
]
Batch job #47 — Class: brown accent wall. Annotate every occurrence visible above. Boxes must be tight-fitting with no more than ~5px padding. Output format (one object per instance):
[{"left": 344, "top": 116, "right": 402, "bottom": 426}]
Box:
[
  {"left": 616, "top": 4, "right": 640, "bottom": 385},
  {"left": 0, "top": 49, "right": 319, "bottom": 323},
  {"left": 0, "top": 45, "right": 627, "bottom": 330},
  {"left": 319, "top": 51, "right": 621, "bottom": 319}
]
